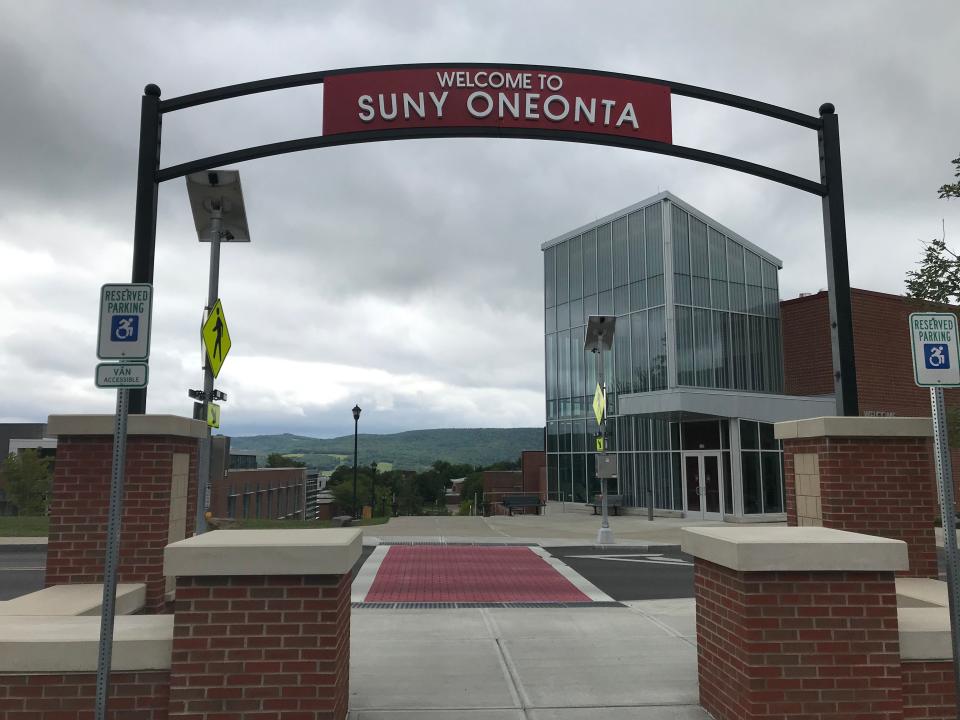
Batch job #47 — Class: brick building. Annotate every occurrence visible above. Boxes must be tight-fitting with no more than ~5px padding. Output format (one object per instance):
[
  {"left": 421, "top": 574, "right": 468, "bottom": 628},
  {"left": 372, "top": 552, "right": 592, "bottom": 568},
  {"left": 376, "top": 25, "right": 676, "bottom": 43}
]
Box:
[
  {"left": 782, "top": 288, "right": 960, "bottom": 415},
  {"left": 210, "top": 467, "right": 307, "bottom": 521},
  {"left": 483, "top": 451, "right": 547, "bottom": 514}
]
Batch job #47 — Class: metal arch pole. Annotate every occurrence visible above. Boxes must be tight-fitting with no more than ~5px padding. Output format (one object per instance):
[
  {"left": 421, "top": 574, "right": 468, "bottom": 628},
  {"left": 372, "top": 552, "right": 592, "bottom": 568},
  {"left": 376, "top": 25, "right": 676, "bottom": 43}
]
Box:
[
  {"left": 129, "top": 85, "right": 163, "bottom": 415},
  {"left": 94, "top": 388, "right": 130, "bottom": 720},
  {"left": 930, "top": 387, "right": 960, "bottom": 703},
  {"left": 818, "top": 103, "right": 859, "bottom": 417},
  {"left": 195, "top": 215, "right": 221, "bottom": 535}
]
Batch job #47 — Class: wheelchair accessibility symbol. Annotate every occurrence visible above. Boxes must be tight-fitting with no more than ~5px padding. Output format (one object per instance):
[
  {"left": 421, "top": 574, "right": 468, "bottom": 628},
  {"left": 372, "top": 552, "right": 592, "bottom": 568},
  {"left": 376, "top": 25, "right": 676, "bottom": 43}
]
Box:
[
  {"left": 924, "top": 343, "right": 950, "bottom": 370},
  {"left": 110, "top": 315, "right": 139, "bottom": 342}
]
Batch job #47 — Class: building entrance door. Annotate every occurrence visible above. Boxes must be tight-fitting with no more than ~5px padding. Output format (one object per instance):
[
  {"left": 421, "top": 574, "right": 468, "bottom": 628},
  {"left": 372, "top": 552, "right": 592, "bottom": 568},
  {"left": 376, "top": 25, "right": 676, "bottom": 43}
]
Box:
[{"left": 683, "top": 453, "right": 723, "bottom": 520}]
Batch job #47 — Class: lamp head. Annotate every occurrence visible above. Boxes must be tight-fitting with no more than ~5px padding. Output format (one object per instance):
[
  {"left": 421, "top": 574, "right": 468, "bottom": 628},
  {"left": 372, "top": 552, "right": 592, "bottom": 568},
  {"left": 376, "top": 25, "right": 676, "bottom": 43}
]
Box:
[{"left": 352, "top": 404, "right": 362, "bottom": 421}]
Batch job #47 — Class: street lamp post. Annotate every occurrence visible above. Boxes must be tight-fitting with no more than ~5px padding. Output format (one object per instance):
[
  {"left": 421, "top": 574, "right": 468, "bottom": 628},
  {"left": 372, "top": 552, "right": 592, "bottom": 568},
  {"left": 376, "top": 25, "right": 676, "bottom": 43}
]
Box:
[
  {"left": 184, "top": 170, "right": 250, "bottom": 535},
  {"left": 585, "top": 316, "right": 616, "bottom": 546},
  {"left": 369, "top": 461, "right": 378, "bottom": 517},
  {"left": 352, "top": 405, "right": 361, "bottom": 519}
]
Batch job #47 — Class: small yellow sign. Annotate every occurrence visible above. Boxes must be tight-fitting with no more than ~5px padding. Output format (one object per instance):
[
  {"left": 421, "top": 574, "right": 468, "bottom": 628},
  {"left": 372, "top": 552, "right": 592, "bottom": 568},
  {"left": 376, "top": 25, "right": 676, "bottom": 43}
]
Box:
[
  {"left": 207, "top": 402, "right": 221, "bottom": 428},
  {"left": 201, "top": 299, "right": 231, "bottom": 378},
  {"left": 595, "top": 436, "right": 604, "bottom": 452},
  {"left": 592, "top": 384, "right": 606, "bottom": 425}
]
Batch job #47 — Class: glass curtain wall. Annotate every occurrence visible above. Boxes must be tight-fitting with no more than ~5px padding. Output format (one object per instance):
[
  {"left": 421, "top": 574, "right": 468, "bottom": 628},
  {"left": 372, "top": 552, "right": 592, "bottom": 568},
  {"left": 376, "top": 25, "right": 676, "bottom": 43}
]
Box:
[
  {"left": 672, "top": 205, "right": 783, "bottom": 393},
  {"left": 545, "top": 202, "right": 676, "bottom": 506}
]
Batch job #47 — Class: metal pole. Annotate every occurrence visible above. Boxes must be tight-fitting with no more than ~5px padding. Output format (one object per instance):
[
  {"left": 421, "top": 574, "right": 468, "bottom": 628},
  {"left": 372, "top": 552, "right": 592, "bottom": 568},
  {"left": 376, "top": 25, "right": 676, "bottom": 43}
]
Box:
[
  {"left": 353, "top": 418, "right": 359, "bottom": 519},
  {"left": 930, "top": 387, "right": 960, "bottom": 702},
  {"left": 370, "top": 464, "right": 376, "bottom": 514},
  {"left": 818, "top": 103, "right": 859, "bottom": 417},
  {"left": 195, "top": 214, "right": 221, "bottom": 535},
  {"left": 129, "top": 84, "right": 163, "bottom": 415},
  {"left": 595, "top": 345, "right": 614, "bottom": 545},
  {"left": 94, "top": 388, "right": 130, "bottom": 720}
]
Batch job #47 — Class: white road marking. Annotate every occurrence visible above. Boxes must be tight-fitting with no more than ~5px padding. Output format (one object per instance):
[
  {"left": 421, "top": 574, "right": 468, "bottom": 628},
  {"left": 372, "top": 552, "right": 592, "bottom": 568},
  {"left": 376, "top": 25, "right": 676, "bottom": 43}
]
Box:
[
  {"left": 351, "top": 545, "right": 390, "bottom": 603},
  {"left": 565, "top": 553, "right": 693, "bottom": 567},
  {"left": 529, "top": 546, "right": 615, "bottom": 602}
]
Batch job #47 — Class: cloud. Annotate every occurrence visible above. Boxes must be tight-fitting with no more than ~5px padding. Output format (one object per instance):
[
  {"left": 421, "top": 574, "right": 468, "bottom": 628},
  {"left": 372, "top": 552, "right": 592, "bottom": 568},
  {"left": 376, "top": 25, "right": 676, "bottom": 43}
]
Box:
[{"left": 0, "top": 0, "right": 958, "bottom": 435}]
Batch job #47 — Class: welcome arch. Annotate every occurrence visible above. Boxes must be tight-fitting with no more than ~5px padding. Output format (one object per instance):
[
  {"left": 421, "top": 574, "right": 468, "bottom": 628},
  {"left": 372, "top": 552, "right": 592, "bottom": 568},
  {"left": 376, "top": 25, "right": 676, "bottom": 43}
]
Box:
[{"left": 128, "top": 62, "right": 857, "bottom": 415}]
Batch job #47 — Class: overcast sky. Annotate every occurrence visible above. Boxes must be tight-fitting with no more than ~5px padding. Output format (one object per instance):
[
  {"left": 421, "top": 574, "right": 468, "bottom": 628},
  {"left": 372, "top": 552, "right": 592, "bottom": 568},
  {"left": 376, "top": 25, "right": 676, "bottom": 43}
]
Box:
[{"left": 1, "top": 1, "right": 957, "bottom": 438}]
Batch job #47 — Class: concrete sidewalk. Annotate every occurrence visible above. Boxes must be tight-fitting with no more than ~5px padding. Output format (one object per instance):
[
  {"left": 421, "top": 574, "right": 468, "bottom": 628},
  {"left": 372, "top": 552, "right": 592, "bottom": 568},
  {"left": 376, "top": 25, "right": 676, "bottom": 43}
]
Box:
[
  {"left": 362, "top": 503, "right": 777, "bottom": 547},
  {"left": 349, "top": 599, "right": 705, "bottom": 719}
]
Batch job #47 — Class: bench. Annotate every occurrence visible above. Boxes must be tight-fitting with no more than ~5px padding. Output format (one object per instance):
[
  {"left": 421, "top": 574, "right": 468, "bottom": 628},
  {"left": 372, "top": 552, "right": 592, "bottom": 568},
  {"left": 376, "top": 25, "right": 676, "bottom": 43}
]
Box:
[
  {"left": 500, "top": 495, "right": 546, "bottom": 516},
  {"left": 332, "top": 515, "right": 353, "bottom": 527},
  {"left": 586, "top": 494, "right": 624, "bottom": 516}
]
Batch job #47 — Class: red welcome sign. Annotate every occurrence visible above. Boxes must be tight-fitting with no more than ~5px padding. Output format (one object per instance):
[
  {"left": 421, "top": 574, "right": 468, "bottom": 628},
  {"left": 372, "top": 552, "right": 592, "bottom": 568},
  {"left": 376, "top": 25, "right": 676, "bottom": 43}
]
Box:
[{"left": 323, "top": 67, "right": 672, "bottom": 144}]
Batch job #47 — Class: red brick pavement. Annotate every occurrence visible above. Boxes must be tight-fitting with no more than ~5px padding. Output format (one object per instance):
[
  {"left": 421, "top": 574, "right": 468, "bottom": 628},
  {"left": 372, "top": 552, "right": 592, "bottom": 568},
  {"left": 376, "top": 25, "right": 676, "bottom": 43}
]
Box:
[{"left": 365, "top": 546, "right": 590, "bottom": 603}]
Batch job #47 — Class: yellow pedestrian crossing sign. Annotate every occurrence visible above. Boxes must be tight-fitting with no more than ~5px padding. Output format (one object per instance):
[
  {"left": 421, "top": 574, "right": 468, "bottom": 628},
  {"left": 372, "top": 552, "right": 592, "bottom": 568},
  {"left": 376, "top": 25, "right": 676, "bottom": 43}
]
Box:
[
  {"left": 592, "top": 384, "right": 606, "bottom": 425},
  {"left": 207, "top": 402, "right": 221, "bottom": 428},
  {"left": 202, "top": 299, "right": 231, "bottom": 378}
]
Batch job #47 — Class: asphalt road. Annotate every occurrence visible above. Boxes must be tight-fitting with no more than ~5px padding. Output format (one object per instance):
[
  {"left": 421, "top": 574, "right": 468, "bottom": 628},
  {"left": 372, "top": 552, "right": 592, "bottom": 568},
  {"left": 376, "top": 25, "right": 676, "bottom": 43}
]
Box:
[
  {"left": 2, "top": 543, "right": 690, "bottom": 604},
  {"left": 0, "top": 546, "right": 46, "bottom": 600},
  {"left": 547, "top": 545, "right": 694, "bottom": 601}
]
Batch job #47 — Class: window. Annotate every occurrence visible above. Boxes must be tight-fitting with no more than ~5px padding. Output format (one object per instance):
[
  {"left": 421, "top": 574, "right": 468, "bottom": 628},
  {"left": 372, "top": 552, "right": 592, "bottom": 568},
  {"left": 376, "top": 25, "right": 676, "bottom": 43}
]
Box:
[
  {"left": 631, "top": 312, "right": 648, "bottom": 392},
  {"left": 597, "top": 224, "right": 613, "bottom": 292},
  {"left": 569, "top": 236, "right": 583, "bottom": 301},
  {"left": 544, "top": 246, "right": 556, "bottom": 308},
  {"left": 628, "top": 210, "right": 646, "bottom": 285},
  {"left": 672, "top": 206, "right": 691, "bottom": 305},
  {"left": 727, "top": 239, "right": 745, "bottom": 313},
  {"left": 740, "top": 420, "right": 784, "bottom": 514},
  {"left": 613, "top": 217, "right": 629, "bottom": 288},
  {"left": 681, "top": 421, "right": 721, "bottom": 450},
  {"left": 556, "top": 242, "right": 569, "bottom": 304},
  {"left": 645, "top": 205, "right": 664, "bottom": 305},
  {"left": 689, "top": 216, "right": 710, "bottom": 307},
  {"left": 583, "top": 229, "right": 598, "bottom": 296}
]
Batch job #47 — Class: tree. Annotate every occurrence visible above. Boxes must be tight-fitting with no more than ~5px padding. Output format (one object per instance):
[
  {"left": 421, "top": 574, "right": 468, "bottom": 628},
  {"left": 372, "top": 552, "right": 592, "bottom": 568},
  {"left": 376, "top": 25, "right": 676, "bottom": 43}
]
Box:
[
  {"left": 906, "top": 154, "right": 960, "bottom": 443},
  {"left": 906, "top": 154, "right": 960, "bottom": 305},
  {"left": 1, "top": 450, "right": 52, "bottom": 515},
  {"left": 459, "top": 471, "right": 485, "bottom": 514},
  {"left": 265, "top": 453, "right": 305, "bottom": 468},
  {"left": 937, "top": 154, "right": 960, "bottom": 201}
]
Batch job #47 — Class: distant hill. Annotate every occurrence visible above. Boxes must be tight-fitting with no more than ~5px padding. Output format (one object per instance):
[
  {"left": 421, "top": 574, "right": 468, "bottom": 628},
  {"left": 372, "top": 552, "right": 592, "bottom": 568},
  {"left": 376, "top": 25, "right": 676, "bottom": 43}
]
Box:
[{"left": 228, "top": 427, "right": 544, "bottom": 471}]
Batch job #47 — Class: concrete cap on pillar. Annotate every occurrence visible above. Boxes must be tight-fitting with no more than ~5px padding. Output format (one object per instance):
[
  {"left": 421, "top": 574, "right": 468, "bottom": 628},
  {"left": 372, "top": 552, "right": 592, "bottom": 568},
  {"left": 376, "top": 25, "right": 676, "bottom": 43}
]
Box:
[
  {"left": 47, "top": 414, "right": 208, "bottom": 439},
  {"left": 164, "top": 528, "right": 362, "bottom": 577},
  {"left": 774, "top": 416, "right": 933, "bottom": 440},
  {"left": 681, "top": 526, "right": 909, "bottom": 572}
]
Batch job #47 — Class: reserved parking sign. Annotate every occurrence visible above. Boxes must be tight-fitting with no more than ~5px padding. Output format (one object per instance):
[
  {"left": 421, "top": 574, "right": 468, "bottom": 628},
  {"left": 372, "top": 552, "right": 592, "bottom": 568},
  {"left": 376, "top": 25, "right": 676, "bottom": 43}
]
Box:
[
  {"left": 910, "top": 312, "right": 960, "bottom": 387},
  {"left": 97, "top": 284, "right": 152, "bottom": 360}
]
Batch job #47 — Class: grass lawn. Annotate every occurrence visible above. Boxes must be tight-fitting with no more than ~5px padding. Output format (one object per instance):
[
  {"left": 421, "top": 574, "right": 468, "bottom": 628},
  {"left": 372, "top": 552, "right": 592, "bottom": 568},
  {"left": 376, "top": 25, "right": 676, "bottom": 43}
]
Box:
[
  {"left": 0, "top": 516, "right": 49, "bottom": 537},
  {"left": 223, "top": 516, "right": 391, "bottom": 530}
]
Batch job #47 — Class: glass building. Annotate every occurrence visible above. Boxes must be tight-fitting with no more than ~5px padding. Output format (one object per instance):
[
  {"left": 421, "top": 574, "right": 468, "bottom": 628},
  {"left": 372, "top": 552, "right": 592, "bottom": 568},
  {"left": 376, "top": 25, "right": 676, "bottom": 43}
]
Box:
[{"left": 542, "top": 192, "right": 833, "bottom": 520}]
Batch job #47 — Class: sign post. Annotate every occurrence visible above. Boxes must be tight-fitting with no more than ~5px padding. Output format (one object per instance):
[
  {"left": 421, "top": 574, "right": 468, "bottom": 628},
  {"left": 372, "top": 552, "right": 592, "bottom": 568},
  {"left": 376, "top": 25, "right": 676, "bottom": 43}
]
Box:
[
  {"left": 909, "top": 311, "right": 960, "bottom": 701},
  {"left": 585, "top": 316, "right": 616, "bottom": 545},
  {"left": 94, "top": 283, "right": 152, "bottom": 720}
]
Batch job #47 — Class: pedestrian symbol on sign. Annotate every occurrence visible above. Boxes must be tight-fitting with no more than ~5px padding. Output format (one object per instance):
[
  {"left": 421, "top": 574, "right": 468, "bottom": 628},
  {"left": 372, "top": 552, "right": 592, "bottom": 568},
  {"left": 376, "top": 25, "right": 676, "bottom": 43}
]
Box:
[
  {"left": 925, "top": 343, "right": 950, "bottom": 370},
  {"left": 110, "top": 316, "right": 139, "bottom": 342}
]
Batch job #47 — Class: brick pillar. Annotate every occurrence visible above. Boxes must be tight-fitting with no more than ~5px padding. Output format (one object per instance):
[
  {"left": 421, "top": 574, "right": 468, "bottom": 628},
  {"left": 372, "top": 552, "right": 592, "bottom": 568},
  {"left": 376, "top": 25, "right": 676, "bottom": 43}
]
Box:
[
  {"left": 776, "top": 417, "right": 938, "bottom": 579},
  {"left": 683, "top": 526, "right": 909, "bottom": 720},
  {"left": 45, "top": 414, "right": 204, "bottom": 612},
  {"left": 164, "top": 528, "right": 360, "bottom": 720}
]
